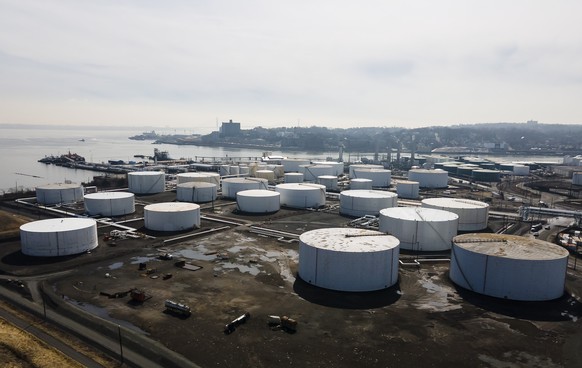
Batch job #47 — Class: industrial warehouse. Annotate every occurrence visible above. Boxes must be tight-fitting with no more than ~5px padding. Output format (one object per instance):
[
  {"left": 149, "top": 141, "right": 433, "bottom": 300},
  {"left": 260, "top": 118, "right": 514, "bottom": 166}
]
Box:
[{"left": 1, "top": 155, "right": 582, "bottom": 368}]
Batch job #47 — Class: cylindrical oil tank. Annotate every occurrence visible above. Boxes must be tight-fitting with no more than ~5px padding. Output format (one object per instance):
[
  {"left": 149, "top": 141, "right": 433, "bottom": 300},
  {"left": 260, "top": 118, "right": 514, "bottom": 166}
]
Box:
[
  {"left": 408, "top": 169, "right": 449, "bottom": 188},
  {"left": 177, "top": 172, "right": 221, "bottom": 186},
  {"left": 351, "top": 169, "right": 391, "bottom": 187},
  {"left": 255, "top": 170, "right": 276, "bottom": 183},
  {"left": 128, "top": 171, "right": 165, "bottom": 194},
  {"left": 573, "top": 172, "right": 582, "bottom": 186},
  {"left": 349, "top": 164, "right": 383, "bottom": 178},
  {"left": 397, "top": 181, "right": 420, "bottom": 199},
  {"left": 317, "top": 175, "right": 338, "bottom": 191},
  {"left": 422, "top": 198, "right": 489, "bottom": 231},
  {"left": 229, "top": 166, "right": 240, "bottom": 176},
  {"left": 144, "top": 202, "right": 200, "bottom": 231},
  {"left": 219, "top": 165, "right": 230, "bottom": 176},
  {"left": 84, "top": 192, "right": 135, "bottom": 216},
  {"left": 176, "top": 182, "right": 217, "bottom": 203},
  {"left": 457, "top": 165, "right": 477, "bottom": 177},
  {"left": 222, "top": 177, "right": 268, "bottom": 199},
  {"left": 379, "top": 207, "right": 458, "bottom": 251},
  {"left": 236, "top": 190, "right": 280, "bottom": 213},
  {"left": 450, "top": 233, "right": 569, "bottom": 301},
  {"left": 512, "top": 164, "right": 530, "bottom": 176},
  {"left": 20, "top": 218, "right": 98, "bottom": 256},
  {"left": 350, "top": 178, "right": 373, "bottom": 190},
  {"left": 498, "top": 163, "right": 514, "bottom": 171},
  {"left": 300, "top": 165, "right": 334, "bottom": 182},
  {"left": 443, "top": 163, "right": 462, "bottom": 174},
  {"left": 340, "top": 190, "right": 398, "bottom": 217},
  {"left": 36, "top": 183, "right": 84, "bottom": 205},
  {"left": 281, "top": 158, "right": 311, "bottom": 172},
  {"left": 266, "top": 164, "right": 285, "bottom": 178},
  {"left": 284, "top": 172, "right": 304, "bottom": 183},
  {"left": 275, "top": 183, "right": 326, "bottom": 209},
  {"left": 239, "top": 166, "right": 250, "bottom": 177},
  {"left": 472, "top": 169, "right": 501, "bottom": 182},
  {"left": 299, "top": 227, "right": 400, "bottom": 292},
  {"left": 479, "top": 163, "right": 496, "bottom": 170},
  {"left": 313, "top": 161, "right": 344, "bottom": 176}
]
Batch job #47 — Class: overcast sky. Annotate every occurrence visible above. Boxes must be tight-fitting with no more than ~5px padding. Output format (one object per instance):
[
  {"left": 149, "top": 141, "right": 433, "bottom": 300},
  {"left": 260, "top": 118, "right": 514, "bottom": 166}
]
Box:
[{"left": 1, "top": 0, "right": 581, "bottom": 131}]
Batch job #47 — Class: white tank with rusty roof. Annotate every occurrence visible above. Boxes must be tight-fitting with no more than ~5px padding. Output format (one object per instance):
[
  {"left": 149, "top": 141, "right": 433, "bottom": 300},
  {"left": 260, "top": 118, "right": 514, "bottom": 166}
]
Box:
[
  {"left": 299, "top": 227, "right": 400, "bottom": 292},
  {"left": 450, "top": 233, "right": 569, "bottom": 301}
]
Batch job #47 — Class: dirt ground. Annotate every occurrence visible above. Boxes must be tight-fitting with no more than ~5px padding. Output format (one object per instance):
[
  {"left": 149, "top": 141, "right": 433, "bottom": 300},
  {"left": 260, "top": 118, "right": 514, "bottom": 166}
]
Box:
[{"left": 2, "top": 193, "right": 582, "bottom": 367}]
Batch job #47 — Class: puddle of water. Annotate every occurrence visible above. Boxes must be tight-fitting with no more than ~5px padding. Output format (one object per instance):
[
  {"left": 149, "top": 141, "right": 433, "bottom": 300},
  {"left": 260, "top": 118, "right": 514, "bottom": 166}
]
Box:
[
  {"left": 108, "top": 262, "right": 123, "bottom": 270},
  {"left": 130, "top": 256, "right": 157, "bottom": 264},
  {"left": 219, "top": 262, "right": 262, "bottom": 276},
  {"left": 66, "top": 298, "right": 147, "bottom": 334},
  {"left": 177, "top": 248, "right": 216, "bottom": 261}
]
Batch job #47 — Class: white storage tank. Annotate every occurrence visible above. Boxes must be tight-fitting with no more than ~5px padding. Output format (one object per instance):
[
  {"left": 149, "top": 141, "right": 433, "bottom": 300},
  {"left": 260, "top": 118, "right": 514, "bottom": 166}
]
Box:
[
  {"left": 340, "top": 190, "right": 398, "bottom": 217},
  {"left": 350, "top": 178, "right": 373, "bottom": 190},
  {"left": 408, "top": 169, "right": 449, "bottom": 188},
  {"left": 176, "top": 172, "right": 221, "bottom": 186},
  {"left": 397, "top": 181, "right": 420, "bottom": 199},
  {"left": 222, "top": 177, "right": 268, "bottom": 199},
  {"left": 36, "top": 183, "right": 84, "bottom": 205},
  {"left": 20, "top": 218, "right": 98, "bottom": 256},
  {"left": 84, "top": 192, "right": 135, "bottom": 216},
  {"left": 144, "top": 202, "right": 200, "bottom": 231},
  {"left": 239, "top": 166, "right": 250, "bottom": 177},
  {"left": 317, "top": 175, "right": 338, "bottom": 191},
  {"left": 512, "top": 164, "right": 530, "bottom": 176},
  {"left": 573, "top": 172, "right": 582, "bottom": 186},
  {"left": 275, "top": 183, "right": 326, "bottom": 209},
  {"left": 351, "top": 168, "right": 391, "bottom": 187},
  {"left": 299, "top": 228, "right": 400, "bottom": 292},
  {"left": 284, "top": 172, "right": 304, "bottom": 183},
  {"left": 422, "top": 198, "right": 489, "bottom": 231},
  {"left": 313, "top": 161, "right": 345, "bottom": 176},
  {"left": 349, "top": 164, "right": 383, "bottom": 178},
  {"left": 450, "top": 233, "right": 569, "bottom": 301},
  {"left": 281, "top": 158, "right": 311, "bottom": 172},
  {"left": 219, "top": 165, "right": 230, "bottom": 176},
  {"left": 236, "top": 190, "right": 280, "bottom": 213},
  {"left": 176, "top": 182, "right": 218, "bottom": 203},
  {"left": 128, "top": 171, "right": 165, "bottom": 194},
  {"left": 229, "top": 165, "right": 240, "bottom": 176},
  {"left": 255, "top": 170, "right": 276, "bottom": 183},
  {"left": 266, "top": 164, "right": 285, "bottom": 178},
  {"left": 379, "top": 207, "right": 458, "bottom": 251},
  {"left": 300, "top": 164, "right": 334, "bottom": 182}
]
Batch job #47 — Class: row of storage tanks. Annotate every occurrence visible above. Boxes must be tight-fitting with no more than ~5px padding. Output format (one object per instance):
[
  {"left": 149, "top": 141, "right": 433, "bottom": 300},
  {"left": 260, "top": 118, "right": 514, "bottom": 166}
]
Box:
[
  {"left": 298, "top": 228, "right": 569, "bottom": 301},
  {"left": 433, "top": 160, "right": 531, "bottom": 182}
]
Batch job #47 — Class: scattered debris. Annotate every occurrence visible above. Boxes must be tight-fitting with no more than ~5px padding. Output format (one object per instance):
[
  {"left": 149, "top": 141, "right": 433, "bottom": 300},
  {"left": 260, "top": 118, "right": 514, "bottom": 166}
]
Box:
[
  {"left": 175, "top": 259, "right": 203, "bottom": 271},
  {"left": 267, "top": 315, "right": 298, "bottom": 332},
  {"left": 163, "top": 273, "right": 173, "bottom": 280},
  {"left": 164, "top": 299, "right": 191, "bottom": 316},
  {"left": 130, "top": 288, "right": 152, "bottom": 302},
  {"left": 158, "top": 252, "right": 173, "bottom": 260},
  {"left": 100, "top": 289, "right": 131, "bottom": 299},
  {"left": 224, "top": 312, "right": 250, "bottom": 334}
]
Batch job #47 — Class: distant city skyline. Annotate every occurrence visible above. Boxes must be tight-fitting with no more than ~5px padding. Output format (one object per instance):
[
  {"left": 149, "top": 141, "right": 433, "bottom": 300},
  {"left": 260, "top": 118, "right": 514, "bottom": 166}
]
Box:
[{"left": 1, "top": 1, "right": 581, "bottom": 130}]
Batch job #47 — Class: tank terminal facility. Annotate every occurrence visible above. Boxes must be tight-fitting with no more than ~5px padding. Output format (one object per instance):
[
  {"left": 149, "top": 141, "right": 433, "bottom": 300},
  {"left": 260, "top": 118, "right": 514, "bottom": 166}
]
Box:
[{"left": 3, "top": 151, "right": 582, "bottom": 368}]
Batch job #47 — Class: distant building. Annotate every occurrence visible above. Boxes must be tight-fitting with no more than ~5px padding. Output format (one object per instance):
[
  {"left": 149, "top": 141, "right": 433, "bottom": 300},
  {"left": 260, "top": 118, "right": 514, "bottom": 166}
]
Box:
[
  {"left": 527, "top": 120, "right": 538, "bottom": 126},
  {"left": 220, "top": 120, "right": 241, "bottom": 137}
]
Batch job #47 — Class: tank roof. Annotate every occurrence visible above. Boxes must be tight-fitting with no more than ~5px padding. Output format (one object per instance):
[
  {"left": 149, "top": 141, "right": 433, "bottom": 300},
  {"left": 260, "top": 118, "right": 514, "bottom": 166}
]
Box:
[
  {"left": 84, "top": 192, "right": 134, "bottom": 200},
  {"left": 300, "top": 228, "right": 399, "bottom": 252},
  {"left": 129, "top": 171, "right": 164, "bottom": 176},
  {"left": 145, "top": 202, "right": 200, "bottom": 212},
  {"left": 276, "top": 183, "right": 326, "bottom": 191},
  {"left": 223, "top": 177, "right": 268, "bottom": 184},
  {"left": 422, "top": 198, "right": 489, "bottom": 209},
  {"left": 237, "top": 189, "right": 280, "bottom": 198},
  {"left": 177, "top": 182, "right": 217, "bottom": 188},
  {"left": 341, "top": 190, "right": 397, "bottom": 199},
  {"left": 380, "top": 207, "right": 459, "bottom": 221},
  {"left": 453, "top": 233, "right": 569, "bottom": 260},
  {"left": 20, "top": 218, "right": 96, "bottom": 232},
  {"left": 36, "top": 183, "right": 81, "bottom": 189}
]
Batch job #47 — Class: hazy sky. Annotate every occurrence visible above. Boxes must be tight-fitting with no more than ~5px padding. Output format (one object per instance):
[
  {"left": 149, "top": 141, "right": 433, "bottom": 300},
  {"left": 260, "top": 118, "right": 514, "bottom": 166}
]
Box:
[{"left": 1, "top": 1, "right": 581, "bottom": 131}]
